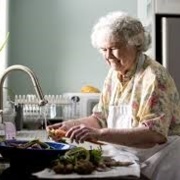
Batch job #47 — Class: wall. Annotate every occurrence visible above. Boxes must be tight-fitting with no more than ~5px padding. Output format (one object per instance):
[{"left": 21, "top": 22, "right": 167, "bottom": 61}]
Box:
[
  {"left": 8, "top": 0, "right": 137, "bottom": 95},
  {"left": 0, "top": 0, "right": 9, "bottom": 73}
]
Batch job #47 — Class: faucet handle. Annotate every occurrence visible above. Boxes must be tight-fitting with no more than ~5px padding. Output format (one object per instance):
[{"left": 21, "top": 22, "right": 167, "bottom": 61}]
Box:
[{"left": 39, "top": 99, "right": 48, "bottom": 106}]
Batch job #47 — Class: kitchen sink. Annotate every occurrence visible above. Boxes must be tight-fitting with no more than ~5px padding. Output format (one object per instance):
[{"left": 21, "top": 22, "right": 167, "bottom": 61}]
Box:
[{"left": 16, "top": 130, "right": 49, "bottom": 141}]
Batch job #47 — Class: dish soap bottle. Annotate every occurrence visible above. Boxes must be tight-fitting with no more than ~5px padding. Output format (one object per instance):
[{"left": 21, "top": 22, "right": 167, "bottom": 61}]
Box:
[{"left": 0, "top": 120, "right": 5, "bottom": 141}]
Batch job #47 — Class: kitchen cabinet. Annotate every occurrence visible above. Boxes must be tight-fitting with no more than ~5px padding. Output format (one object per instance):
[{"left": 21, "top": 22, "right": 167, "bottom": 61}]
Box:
[
  {"left": 137, "top": 0, "right": 180, "bottom": 93},
  {"left": 137, "top": 0, "right": 180, "bottom": 59}
]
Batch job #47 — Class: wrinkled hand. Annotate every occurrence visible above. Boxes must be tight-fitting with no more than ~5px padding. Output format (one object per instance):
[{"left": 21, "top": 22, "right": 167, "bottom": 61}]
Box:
[
  {"left": 47, "top": 120, "right": 77, "bottom": 132},
  {"left": 66, "top": 124, "right": 101, "bottom": 144},
  {"left": 46, "top": 120, "right": 80, "bottom": 141}
]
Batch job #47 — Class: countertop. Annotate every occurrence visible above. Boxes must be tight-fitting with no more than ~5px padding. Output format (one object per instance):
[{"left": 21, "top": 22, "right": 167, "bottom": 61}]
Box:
[{"left": 0, "top": 130, "right": 149, "bottom": 180}]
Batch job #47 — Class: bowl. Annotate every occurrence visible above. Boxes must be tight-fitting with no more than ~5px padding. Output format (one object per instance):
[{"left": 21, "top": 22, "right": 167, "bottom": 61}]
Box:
[{"left": 0, "top": 139, "right": 75, "bottom": 173}]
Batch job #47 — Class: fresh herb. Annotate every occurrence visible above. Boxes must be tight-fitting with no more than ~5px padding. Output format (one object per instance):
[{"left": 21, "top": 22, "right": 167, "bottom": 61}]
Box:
[
  {"left": 89, "top": 147, "right": 103, "bottom": 165},
  {"left": 51, "top": 146, "right": 103, "bottom": 174}
]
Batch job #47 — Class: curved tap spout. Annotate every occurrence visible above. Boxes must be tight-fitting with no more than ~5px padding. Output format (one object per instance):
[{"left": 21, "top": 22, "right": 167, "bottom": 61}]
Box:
[{"left": 0, "top": 65, "right": 48, "bottom": 123}]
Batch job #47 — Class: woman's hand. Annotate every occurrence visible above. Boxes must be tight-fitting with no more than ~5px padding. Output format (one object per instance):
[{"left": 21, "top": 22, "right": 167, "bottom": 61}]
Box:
[
  {"left": 47, "top": 120, "right": 76, "bottom": 132},
  {"left": 66, "top": 124, "right": 101, "bottom": 144},
  {"left": 46, "top": 116, "right": 102, "bottom": 143},
  {"left": 46, "top": 120, "right": 79, "bottom": 141}
]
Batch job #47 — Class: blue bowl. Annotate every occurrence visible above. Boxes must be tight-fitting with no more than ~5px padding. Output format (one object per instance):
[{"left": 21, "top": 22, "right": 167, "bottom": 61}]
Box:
[{"left": 0, "top": 140, "right": 75, "bottom": 172}]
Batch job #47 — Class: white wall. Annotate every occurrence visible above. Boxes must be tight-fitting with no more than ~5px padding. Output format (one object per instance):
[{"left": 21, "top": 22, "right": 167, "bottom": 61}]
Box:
[
  {"left": 8, "top": 0, "right": 137, "bottom": 95},
  {"left": 0, "top": 0, "right": 8, "bottom": 73}
]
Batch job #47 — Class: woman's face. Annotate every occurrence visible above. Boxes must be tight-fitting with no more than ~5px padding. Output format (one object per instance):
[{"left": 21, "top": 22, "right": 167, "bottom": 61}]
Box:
[{"left": 99, "top": 36, "right": 138, "bottom": 75}]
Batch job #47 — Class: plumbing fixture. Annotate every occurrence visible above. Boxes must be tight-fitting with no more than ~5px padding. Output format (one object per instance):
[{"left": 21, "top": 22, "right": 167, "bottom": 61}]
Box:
[{"left": 0, "top": 65, "right": 48, "bottom": 125}]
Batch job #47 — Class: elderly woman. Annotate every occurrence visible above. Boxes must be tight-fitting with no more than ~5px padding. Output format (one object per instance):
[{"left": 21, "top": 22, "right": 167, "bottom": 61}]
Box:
[{"left": 48, "top": 11, "right": 180, "bottom": 179}]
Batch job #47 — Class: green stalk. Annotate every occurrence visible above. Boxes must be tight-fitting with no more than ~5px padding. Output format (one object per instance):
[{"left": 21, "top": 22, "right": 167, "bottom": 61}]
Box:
[{"left": 0, "top": 32, "right": 9, "bottom": 52}]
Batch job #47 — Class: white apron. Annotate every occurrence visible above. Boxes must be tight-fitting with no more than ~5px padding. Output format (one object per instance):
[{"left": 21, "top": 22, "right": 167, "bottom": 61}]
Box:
[{"left": 107, "top": 54, "right": 180, "bottom": 180}]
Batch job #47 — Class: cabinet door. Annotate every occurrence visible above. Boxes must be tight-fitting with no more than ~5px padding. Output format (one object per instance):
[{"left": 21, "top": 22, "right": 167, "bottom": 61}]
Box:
[
  {"left": 155, "top": 0, "right": 180, "bottom": 14},
  {"left": 162, "top": 17, "right": 180, "bottom": 92}
]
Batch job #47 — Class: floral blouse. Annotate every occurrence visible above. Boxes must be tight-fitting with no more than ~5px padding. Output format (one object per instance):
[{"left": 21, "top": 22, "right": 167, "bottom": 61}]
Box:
[{"left": 92, "top": 54, "right": 180, "bottom": 138}]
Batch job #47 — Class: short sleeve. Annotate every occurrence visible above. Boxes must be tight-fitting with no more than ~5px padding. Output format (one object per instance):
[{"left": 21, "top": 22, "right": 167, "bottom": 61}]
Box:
[{"left": 137, "top": 73, "right": 179, "bottom": 138}]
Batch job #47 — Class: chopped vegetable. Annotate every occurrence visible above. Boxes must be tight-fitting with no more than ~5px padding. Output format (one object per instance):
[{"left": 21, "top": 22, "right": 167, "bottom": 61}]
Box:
[
  {"left": 51, "top": 146, "right": 133, "bottom": 175},
  {"left": 5, "top": 139, "right": 54, "bottom": 150},
  {"left": 65, "top": 147, "right": 90, "bottom": 161},
  {"left": 48, "top": 129, "right": 66, "bottom": 140}
]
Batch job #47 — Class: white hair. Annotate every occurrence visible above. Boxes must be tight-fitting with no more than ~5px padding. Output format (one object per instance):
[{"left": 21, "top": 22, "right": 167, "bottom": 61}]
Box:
[{"left": 91, "top": 11, "right": 151, "bottom": 52}]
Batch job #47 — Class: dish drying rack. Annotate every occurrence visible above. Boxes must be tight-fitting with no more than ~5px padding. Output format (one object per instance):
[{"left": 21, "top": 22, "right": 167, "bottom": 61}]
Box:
[{"left": 13, "top": 94, "right": 79, "bottom": 130}]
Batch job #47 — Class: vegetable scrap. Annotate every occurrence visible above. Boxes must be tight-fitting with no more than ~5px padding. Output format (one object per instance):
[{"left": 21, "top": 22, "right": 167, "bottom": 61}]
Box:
[
  {"left": 4, "top": 139, "right": 59, "bottom": 150},
  {"left": 50, "top": 146, "right": 134, "bottom": 175}
]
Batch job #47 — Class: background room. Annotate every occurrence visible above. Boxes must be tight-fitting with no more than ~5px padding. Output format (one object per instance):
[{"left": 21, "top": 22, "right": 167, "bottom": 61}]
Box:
[{"left": 2, "top": 0, "right": 137, "bottom": 95}]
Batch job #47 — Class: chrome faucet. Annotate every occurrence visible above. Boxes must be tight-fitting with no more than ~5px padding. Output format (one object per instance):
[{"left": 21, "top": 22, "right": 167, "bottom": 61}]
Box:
[{"left": 0, "top": 65, "right": 48, "bottom": 124}]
